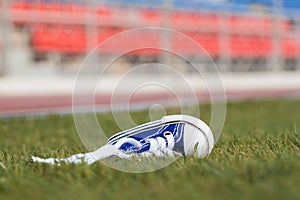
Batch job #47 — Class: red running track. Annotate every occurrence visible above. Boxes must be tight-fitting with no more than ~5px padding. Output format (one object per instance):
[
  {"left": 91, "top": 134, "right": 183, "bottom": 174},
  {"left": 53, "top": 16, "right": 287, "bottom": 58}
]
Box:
[{"left": 0, "top": 88, "right": 300, "bottom": 117}]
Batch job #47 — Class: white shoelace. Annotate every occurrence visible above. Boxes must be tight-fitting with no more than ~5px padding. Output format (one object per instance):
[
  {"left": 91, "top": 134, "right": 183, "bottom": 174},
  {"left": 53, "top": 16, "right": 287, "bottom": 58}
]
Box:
[{"left": 31, "top": 136, "right": 181, "bottom": 165}]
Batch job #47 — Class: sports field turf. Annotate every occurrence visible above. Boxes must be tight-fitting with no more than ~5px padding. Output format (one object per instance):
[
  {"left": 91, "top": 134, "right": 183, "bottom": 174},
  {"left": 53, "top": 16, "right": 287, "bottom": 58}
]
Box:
[{"left": 0, "top": 99, "right": 299, "bottom": 200}]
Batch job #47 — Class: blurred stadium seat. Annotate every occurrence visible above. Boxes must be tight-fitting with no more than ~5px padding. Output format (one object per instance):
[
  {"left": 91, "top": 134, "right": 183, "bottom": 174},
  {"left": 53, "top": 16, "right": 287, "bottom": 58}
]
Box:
[{"left": 2, "top": 0, "right": 299, "bottom": 72}]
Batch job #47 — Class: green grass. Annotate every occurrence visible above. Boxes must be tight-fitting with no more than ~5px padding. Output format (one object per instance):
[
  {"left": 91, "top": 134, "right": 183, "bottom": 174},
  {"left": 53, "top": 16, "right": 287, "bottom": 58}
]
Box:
[{"left": 0, "top": 99, "right": 299, "bottom": 200}]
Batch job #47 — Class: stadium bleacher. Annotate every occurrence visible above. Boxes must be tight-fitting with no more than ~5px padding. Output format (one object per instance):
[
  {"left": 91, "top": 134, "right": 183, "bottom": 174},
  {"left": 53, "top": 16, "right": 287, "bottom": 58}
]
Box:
[{"left": 6, "top": 0, "right": 300, "bottom": 62}]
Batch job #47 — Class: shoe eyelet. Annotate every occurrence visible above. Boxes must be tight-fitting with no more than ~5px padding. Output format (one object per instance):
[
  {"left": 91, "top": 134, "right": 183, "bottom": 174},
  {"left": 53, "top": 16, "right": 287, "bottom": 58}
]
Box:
[{"left": 164, "top": 131, "right": 172, "bottom": 137}]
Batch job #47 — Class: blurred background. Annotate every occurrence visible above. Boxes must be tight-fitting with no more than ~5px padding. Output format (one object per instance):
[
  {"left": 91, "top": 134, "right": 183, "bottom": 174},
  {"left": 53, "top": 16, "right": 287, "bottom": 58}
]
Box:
[{"left": 0, "top": 0, "right": 300, "bottom": 116}]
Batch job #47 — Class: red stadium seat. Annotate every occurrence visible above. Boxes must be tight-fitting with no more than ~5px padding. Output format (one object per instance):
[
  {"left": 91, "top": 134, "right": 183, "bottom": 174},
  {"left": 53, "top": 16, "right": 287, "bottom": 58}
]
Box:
[
  {"left": 32, "top": 25, "right": 53, "bottom": 53},
  {"left": 171, "top": 32, "right": 219, "bottom": 57},
  {"left": 97, "top": 6, "right": 112, "bottom": 24},
  {"left": 10, "top": 1, "right": 30, "bottom": 26},
  {"left": 229, "top": 15, "right": 290, "bottom": 34},
  {"left": 189, "top": 13, "right": 219, "bottom": 31},
  {"left": 140, "top": 9, "right": 162, "bottom": 26},
  {"left": 10, "top": 1, "right": 29, "bottom": 10},
  {"left": 69, "top": 4, "right": 87, "bottom": 22},
  {"left": 171, "top": 12, "right": 220, "bottom": 31},
  {"left": 282, "top": 37, "right": 300, "bottom": 58},
  {"left": 17, "top": 1, "right": 298, "bottom": 59},
  {"left": 230, "top": 35, "right": 272, "bottom": 58}
]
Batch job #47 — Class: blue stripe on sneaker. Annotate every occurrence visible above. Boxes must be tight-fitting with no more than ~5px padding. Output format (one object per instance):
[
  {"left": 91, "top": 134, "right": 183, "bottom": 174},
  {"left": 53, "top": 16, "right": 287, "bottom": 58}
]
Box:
[{"left": 107, "top": 120, "right": 162, "bottom": 144}]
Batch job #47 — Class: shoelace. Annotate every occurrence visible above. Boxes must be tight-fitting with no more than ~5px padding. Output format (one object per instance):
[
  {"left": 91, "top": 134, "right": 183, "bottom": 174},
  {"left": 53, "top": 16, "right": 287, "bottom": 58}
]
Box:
[{"left": 31, "top": 134, "right": 181, "bottom": 165}]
